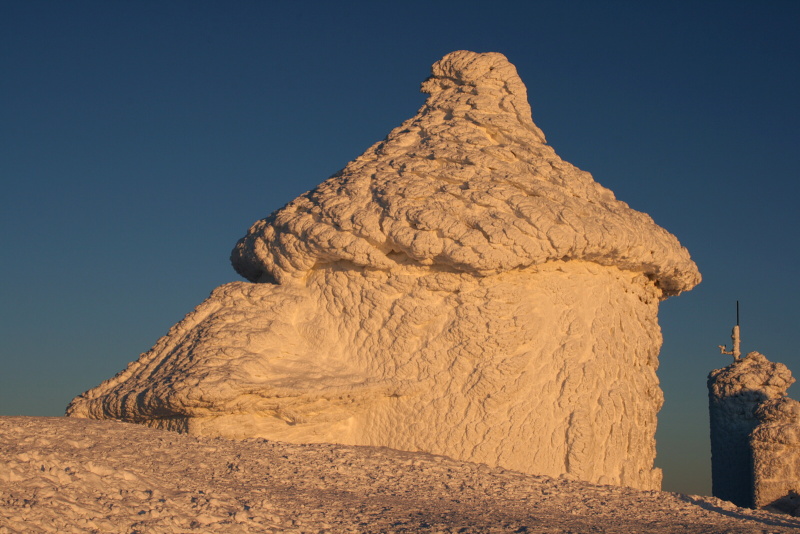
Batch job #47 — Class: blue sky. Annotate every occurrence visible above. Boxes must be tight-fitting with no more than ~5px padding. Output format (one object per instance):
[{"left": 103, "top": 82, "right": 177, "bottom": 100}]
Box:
[{"left": 2, "top": 1, "right": 799, "bottom": 496}]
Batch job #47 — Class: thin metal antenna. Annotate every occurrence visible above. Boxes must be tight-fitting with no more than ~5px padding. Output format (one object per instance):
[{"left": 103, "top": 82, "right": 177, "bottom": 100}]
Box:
[{"left": 736, "top": 300, "right": 740, "bottom": 327}]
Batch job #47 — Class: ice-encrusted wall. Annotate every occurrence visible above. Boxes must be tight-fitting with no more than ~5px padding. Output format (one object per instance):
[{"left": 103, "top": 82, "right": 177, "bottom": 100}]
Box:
[
  {"left": 68, "top": 51, "right": 700, "bottom": 490},
  {"left": 752, "top": 397, "right": 800, "bottom": 510}
]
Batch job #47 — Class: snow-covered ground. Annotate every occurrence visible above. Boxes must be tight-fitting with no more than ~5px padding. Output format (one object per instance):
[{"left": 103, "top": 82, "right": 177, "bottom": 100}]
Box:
[{"left": 2, "top": 417, "right": 798, "bottom": 533}]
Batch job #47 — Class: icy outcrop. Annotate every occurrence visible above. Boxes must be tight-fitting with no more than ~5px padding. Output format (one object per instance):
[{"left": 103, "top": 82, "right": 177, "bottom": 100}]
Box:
[
  {"left": 708, "top": 351, "right": 795, "bottom": 507},
  {"left": 68, "top": 51, "right": 700, "bottom": 490}
]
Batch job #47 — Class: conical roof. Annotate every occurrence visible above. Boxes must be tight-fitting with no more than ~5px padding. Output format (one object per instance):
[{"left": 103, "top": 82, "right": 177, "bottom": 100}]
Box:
[{"left": 232, "top": 50, "right": 700, "bottom": 296}]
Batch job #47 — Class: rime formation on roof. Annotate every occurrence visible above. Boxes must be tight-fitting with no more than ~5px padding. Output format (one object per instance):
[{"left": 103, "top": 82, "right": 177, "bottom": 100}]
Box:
[{"left": 231, "top": 50, "right": 700, "bottom": 296}]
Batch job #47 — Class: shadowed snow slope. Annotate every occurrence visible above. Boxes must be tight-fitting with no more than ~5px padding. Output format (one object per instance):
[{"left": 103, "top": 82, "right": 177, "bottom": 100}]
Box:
[
  {"left": 67, "top": 51, "right": 700, "bottom": 491},
  {"left": 2, "top": 417, "right": 798, "bottom": 534}
]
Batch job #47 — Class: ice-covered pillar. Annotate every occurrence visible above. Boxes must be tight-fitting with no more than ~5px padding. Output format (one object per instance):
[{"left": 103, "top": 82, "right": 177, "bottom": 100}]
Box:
[
  {"left": 708, "top": 351, "right": 794, "bottom": 507},
  {"left": 718, "top": 325, "right": 741, "bottom": 361}
]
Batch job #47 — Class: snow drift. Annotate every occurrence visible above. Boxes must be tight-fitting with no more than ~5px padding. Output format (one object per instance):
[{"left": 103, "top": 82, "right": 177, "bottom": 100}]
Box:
[{"left": 67, "top": 51, "right": 700, "bottom": 490}]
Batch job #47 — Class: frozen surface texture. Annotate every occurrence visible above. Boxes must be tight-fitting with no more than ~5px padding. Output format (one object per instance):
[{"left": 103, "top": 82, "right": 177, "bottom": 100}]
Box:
[
  {"left": 708, "top": 351, "right": 796, "bottom": 508},
  {"left": 753, "top": 397, "right": 800, "bottom": 511},
  {"left": 68, "top": 51, "right": 701, "bottom": 491},
  {"left": 68, "top": 263, "right": 666, "bottom": 489},
  {"left": 5, "top": 417, "right": 800, "bottom": 534},
  {"left": 230, "top": 51, "right": 699, "bottom": 295}
]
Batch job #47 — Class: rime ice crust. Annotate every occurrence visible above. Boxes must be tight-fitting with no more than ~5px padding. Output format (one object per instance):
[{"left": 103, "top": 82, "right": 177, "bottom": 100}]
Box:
[
  {"left": 708, "top": 352, "right": 795, "bottom": 507},
  {"left": 70, "top": 262, "right": 665, "bottom": 489},
  {"left": 69, "top": 51, "right": 701, "bottom": 491},
  {"left": 231, "top": 50, "right": 700, "bottom": 296},
  {"left": 709, "top": 352, "right": 800, "bottom": 511}
]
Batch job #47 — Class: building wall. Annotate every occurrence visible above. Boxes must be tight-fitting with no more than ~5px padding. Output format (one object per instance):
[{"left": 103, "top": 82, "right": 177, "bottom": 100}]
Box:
[{"left": 752, "top": 397, "right": 800, "bottom": 509}]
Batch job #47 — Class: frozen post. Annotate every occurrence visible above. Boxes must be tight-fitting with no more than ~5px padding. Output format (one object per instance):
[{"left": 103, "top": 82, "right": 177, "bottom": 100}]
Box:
[{"left": 718, "top": 301, "right": 741, "bottom": 361}]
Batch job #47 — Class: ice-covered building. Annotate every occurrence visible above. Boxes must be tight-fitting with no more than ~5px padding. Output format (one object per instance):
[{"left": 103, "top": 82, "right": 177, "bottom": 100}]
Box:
[
  {"left": 68, "top": 51, "right": 700, "bottom": 490},
  {"left": 709, "top": 347, "right": 800, "bottom": 512}
]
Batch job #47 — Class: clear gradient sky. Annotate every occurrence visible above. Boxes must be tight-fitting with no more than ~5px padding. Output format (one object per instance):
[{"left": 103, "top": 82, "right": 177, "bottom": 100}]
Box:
[{"left": 2, "top": 1, "right": 799, "bottom": 496}]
